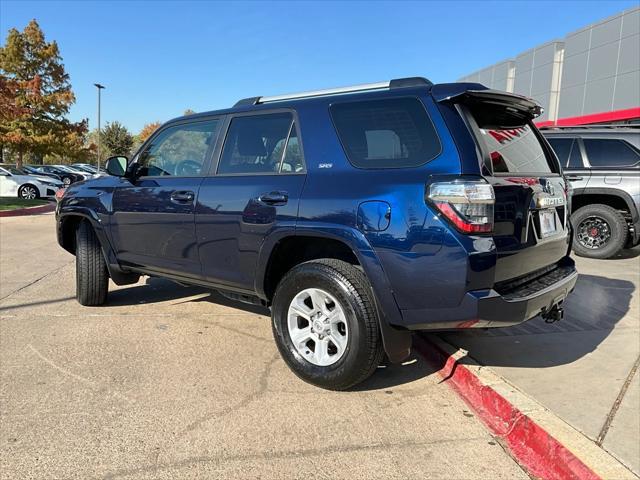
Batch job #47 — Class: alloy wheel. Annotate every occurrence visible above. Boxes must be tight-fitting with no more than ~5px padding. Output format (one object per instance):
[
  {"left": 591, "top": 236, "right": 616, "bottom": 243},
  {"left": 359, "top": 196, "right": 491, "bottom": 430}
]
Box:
[
  {"left": 577, "top": 216, "right": 611, "bottom": 249},
  {"left": 20, "top": 186, "right": 37, "bottom": 200},
  {"left": 287, "top": 288, "right": 349, "bottom": 366}
]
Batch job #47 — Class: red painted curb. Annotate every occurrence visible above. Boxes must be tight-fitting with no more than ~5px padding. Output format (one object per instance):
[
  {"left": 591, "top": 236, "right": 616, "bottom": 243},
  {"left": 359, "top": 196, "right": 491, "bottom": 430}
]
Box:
[
  {"left": 415, "top": 335, "right": 601, "bottom": 480},
  {"left": 0, "top": 202, "right": 56, "bottom": 217}
]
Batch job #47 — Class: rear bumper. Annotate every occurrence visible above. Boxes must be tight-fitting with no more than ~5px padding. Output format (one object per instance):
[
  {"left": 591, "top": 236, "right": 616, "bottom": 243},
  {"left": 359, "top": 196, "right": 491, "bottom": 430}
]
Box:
[{"left": 400, "top": 258, "right": 578, "bottom": 330}]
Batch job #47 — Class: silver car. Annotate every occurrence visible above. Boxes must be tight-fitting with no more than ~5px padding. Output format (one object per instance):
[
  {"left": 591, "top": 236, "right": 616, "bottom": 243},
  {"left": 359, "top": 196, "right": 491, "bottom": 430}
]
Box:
[{"left": 543, "top": 126, "right": 640, "bottom": 258}]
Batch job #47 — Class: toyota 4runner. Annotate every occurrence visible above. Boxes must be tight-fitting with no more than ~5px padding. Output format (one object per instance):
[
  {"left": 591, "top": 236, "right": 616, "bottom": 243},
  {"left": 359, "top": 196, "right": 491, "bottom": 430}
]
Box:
[{"left": 56, "top": 77, "right": 578, "bottom": 390}]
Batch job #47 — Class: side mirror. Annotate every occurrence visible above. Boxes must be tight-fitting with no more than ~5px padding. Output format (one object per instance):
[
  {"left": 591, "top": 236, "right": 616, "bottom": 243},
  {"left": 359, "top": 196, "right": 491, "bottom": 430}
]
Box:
[{"left": 105, "top": 156, "right": 128, "bottom": 177}]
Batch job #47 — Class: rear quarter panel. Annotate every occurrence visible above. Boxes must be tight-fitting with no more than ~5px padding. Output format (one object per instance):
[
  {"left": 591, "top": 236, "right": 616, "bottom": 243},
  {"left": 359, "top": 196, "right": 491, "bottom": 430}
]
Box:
[{"left": 295, "top": 91, "right": 475, "bottom": 312}]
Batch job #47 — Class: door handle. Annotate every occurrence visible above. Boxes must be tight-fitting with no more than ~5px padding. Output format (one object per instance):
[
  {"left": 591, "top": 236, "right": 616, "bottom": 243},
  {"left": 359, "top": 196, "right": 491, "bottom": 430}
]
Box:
[
  {"left": 565, "top": 175, "right": 583, "bottom": 181},
  {"left": 170, "top": 191, "right": 195, "bottom": 203},
  {"left": 259, "top": 191, "right": 288, "bottom": 205}
]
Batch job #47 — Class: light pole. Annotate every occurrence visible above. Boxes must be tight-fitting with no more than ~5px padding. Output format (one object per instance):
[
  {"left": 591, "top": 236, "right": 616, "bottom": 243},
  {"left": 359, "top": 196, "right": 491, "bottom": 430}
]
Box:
[{"left": 94, "top": 83, "right": 105, "bottom": 170}]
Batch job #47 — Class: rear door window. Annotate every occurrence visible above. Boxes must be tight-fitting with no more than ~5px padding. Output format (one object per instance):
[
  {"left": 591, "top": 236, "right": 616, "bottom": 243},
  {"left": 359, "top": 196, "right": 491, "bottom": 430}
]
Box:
[
  {"left": 477, "top": 125, "right": 552, "bottom": 174},
  {"left": 330, "top": 97, "right": 441, "bottom": 168},
  {"left": 546, "top": 137, "right": 584, "bottom": 169},
  {"left": 547, "top": 138, "right": 573, "bottom": 166},
  {"left": 217, "top": 112, "right": 299, "bottom": 175},
  {"left": 567, "top": 140, "right": 584, "bottom": 168},
  {"left": 583, "top": 139, "right": 640, "bottom": 167}
]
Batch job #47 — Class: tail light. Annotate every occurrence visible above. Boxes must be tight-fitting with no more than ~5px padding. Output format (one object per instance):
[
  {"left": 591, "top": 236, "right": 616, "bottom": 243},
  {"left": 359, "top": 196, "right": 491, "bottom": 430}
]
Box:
[
  {"left": 55, "top": 187, "right": 66, "bottom": 202},
  {"left": 428, "top": 180, "right": 495, "bottom": 234}
]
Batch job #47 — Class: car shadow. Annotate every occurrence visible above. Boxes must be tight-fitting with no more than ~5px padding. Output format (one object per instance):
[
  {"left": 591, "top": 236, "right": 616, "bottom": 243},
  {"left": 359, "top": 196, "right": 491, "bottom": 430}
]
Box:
[
  {"left": 106, "top": 276, "right": 272, "bottom": 315},
  {"left": 439, "top": 273, "right": 635, "bottom": 369},
  {"left": 102, "top": 272, "right": 633, "bottom": 388},
  {"left": 105, "top": 278, "right": 438, "bottom": 390},
  {"left": 350, "top": 350, "right": 440, "bottom": 391},
  {"left": 609, "top": 245, "right": 640, "bottom": 260},
  {"left": 105, "top": 277, "right": 210, "bottom": 306}
]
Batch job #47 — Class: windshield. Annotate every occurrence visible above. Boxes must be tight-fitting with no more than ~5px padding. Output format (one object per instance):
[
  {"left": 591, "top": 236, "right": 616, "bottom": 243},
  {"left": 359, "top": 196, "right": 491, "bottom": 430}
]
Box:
[
  {"left": 75, "top": 165, "right": 96, "bottom": 173},
  {"left": 3, "top": 166, "right": 27, "bottom": 175},
  {"left": 55, "top": 165, "right": 77, "bottom": 173}
]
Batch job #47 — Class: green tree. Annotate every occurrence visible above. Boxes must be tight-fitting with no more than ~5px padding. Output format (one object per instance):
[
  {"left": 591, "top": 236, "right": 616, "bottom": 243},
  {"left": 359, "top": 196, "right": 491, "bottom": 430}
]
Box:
[
  {"left": 101, "top": 121, "right": 134, "bottom": 157},
  {"left": 183, "top": 109, "right": 196, "bottom": 116},
  {"left": 0, "top": 19, "right": 86, "bottom": 167}
]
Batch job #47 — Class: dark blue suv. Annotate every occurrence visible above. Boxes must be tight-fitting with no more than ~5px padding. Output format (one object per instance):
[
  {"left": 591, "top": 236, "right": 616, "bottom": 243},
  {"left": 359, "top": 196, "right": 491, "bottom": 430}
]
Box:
[{"left": 56, "top": 77, "right": 577, "bottom": 390}]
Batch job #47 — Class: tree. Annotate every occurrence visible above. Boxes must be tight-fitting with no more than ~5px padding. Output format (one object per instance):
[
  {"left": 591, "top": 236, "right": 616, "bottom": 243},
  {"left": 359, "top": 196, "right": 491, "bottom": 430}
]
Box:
[
  {"left": 0, "top": 19, "right": 86, "bottom": 167},
  {"left": 0, "top": 76, "right": 27, "bottom": 162},
  {"left": 102, "top": 121, "right": 134, "bottom": 157},
  {"left": 138, "top": 121, "right": 161, "bottom": 143},
  {"left": 183, "top": 108, "right": 196, "bottom": 116}
]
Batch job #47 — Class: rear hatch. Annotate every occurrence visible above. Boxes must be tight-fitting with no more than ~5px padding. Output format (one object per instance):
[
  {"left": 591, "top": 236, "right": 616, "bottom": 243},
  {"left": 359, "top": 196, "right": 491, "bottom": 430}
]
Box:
[{"left": 435, "top": 86, "right": 570, "bottom": 283}]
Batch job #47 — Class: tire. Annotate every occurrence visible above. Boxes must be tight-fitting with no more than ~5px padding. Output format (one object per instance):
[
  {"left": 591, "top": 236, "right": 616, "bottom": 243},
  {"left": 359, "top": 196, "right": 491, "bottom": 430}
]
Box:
[
  {"left": 62, "top": 176, "right": 72, "bottom": 187},
  {"left": 18, "top": 184, "right": 39, "bottom": 200},
  {"left": 75, "top": 221, "right": 109, "bottom": 305},
  {"left": 271, "top": 259, "right": 384, "bottom": 390},
  {"left": 571, "top": 204, "right": 628, "bottom": 259}
]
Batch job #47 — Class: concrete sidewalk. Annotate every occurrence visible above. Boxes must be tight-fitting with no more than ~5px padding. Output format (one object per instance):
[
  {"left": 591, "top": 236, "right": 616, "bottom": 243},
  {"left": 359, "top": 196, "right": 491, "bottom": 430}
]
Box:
[
  {"left": 0, "top": 213, "right": 72, "bottom": 300},
  {"left": 440, "top": 249, "right": 640, "bottom": 475}
]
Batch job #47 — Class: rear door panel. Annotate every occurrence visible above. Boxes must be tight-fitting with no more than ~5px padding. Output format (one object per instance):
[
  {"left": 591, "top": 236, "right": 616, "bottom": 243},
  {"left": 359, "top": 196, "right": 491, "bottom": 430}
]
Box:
[
  {"left": 196, "top": 175, "right": 305, "bottom": 290},
  {"left": 195, "top": 110, "right": 307, "bottom": 292}
]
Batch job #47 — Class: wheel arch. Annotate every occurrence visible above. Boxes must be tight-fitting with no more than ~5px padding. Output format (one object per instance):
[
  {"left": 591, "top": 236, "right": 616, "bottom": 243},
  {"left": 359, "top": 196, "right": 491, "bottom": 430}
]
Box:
[
  {"left": 257, "top": 227, "right": 412, "bottom": 363},
  {"left": 57, "top": 212, "right": 138, "bottom": 285},
  {"left": 572, "top": 187, "right": 638, "bottom": 222}
]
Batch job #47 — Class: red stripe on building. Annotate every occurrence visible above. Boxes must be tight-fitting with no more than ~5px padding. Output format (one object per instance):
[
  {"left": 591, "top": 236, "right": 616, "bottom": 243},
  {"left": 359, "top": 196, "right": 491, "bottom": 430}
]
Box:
[{"left": 536, "top": 107, "right": 640, "bottom": 127}]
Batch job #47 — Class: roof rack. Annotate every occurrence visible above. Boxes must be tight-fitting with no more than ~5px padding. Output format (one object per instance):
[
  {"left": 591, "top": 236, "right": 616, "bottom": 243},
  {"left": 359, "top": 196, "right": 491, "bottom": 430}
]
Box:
[{"left": 233, "top": 77, "right": 432, "bottom": 107}]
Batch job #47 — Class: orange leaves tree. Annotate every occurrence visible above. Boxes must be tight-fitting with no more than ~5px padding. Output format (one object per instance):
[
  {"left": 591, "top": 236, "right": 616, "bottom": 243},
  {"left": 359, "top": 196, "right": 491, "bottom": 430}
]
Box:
[
  {"left": 0, "top": 19, "right": 87, "bottom": 167},
  {"left": 138, "top": 122, "right": 161, "bottom": 143}
]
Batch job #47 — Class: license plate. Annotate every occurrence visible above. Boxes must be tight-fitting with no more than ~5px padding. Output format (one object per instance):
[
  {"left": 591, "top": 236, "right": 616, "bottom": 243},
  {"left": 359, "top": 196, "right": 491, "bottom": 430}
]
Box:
[{"left": 540, "top": 209, "right": 557, "bottom": 238}]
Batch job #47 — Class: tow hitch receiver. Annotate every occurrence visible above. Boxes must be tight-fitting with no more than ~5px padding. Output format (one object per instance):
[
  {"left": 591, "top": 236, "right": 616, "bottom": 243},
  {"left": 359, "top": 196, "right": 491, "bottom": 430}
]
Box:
[{"left": 542, "top": 303, "right": 564, "bottom": 323}]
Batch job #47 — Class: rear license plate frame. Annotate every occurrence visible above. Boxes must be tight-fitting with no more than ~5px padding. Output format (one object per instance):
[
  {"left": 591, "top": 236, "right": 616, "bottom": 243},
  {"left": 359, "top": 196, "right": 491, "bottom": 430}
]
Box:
[{"left": 539, "top": 209, "right": 557, "bottom": 238}]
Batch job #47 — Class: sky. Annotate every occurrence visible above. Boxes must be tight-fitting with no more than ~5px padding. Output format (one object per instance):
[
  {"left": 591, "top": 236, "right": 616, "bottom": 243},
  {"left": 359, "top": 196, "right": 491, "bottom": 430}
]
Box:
[{"left": 1, "top": 0, "right": 638, "bottom": 133}]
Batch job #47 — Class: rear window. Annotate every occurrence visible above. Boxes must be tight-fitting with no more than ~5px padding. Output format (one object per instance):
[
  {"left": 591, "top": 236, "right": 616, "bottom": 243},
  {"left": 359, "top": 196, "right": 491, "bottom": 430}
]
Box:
[
  {"left": 330, "top": 97, "right": 441, "bottom": 168},
  {"left": 478, "top": 125, "right": 552, "bottom": 174},
  {"left": 583, "top": 139, "right": 640, "bottom": 168}
]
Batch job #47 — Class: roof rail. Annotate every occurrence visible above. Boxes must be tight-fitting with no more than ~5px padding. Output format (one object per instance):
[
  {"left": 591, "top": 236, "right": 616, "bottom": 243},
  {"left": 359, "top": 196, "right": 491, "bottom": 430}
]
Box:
[{"left": 233, "top": 77, "right": 432, "bottom": 107}]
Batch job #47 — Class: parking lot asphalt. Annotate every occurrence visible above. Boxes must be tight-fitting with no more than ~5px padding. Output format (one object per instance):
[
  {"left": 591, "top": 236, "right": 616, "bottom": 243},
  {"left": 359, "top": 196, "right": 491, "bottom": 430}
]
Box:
[
  {"left": 441, "top": 247, "right": 640, "bottom": 475},
  {"left": 0, "top": 214, "right": 530, "bottom": 480}
]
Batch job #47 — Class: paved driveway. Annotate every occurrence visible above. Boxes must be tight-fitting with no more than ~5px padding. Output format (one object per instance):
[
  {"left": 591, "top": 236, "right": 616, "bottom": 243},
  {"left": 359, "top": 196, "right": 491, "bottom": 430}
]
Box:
[{"left": 0, "top": 214, "right": 528, "bottom": 479}]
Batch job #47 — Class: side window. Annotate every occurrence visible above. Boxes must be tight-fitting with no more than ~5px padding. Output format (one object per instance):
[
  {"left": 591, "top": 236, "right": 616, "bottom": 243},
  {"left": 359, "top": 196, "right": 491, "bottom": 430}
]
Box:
[
  {"left": 567, "top": 141, "right": 583, "bottom": 169},
  {"left": 280, "top": 123, "right": 304, "bottom": 173},
  {"left": 137, "top": 120, "right": 219, "bottom": 177},
  {"left": 218, "top": 113, "right": 295, "bottom": 175},
  {"left": 547, "top": 138, "right": 574, "bottom": 167},
  {"left": 330, "top": 97, "right": 441, "bottom": 168},
  {"left": 583, "top": 139, "right": 640, "bottom": 168}
]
